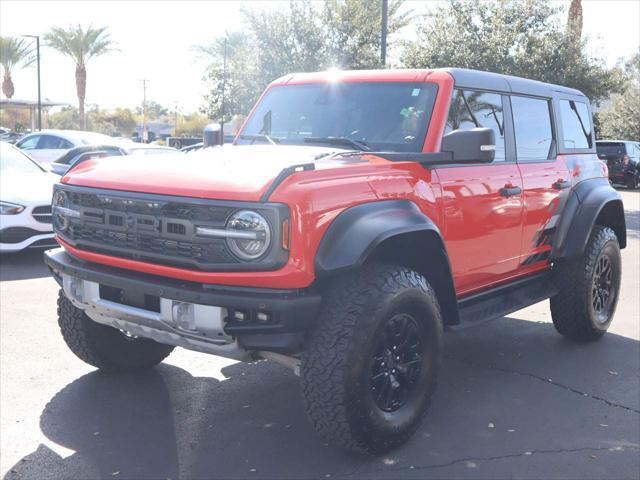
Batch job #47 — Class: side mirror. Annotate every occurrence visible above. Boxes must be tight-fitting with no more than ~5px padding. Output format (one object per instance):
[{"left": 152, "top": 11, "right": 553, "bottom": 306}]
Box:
[{"left": 441, "top": 127, "right": 496, "bottom": 163}]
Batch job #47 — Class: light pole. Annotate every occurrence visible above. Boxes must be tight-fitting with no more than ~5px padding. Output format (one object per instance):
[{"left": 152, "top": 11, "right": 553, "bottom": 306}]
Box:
[
  {"left": 22, "top": 34, "right": 41, "bottom": 131},
  {"left": 381, "top": 0, "right": 388, "bottom": 67}
]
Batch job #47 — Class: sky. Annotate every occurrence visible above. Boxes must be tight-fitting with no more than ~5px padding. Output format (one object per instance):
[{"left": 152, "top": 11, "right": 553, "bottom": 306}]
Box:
[{"left": 1, "top": 0, "right": 639, "bottom": 114}]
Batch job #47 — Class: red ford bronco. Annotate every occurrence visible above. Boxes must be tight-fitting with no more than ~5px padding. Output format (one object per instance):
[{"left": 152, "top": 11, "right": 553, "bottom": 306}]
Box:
[{"left": 45, "top": 68, "right": 626, "bottom": 454}]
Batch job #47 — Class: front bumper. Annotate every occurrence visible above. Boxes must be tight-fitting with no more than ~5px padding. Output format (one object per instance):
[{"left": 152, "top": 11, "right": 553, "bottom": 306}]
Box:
[
  {"left": 44, "top": 248, "right": 322, "bottom": 357},
  {"left": 0, "top": 208, "right": 55, "bottom": 252}
]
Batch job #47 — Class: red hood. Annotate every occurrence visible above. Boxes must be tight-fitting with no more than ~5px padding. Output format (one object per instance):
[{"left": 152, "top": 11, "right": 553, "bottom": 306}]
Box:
[{"left": 62, "top": 144, "right": 364, "bottom": 201}]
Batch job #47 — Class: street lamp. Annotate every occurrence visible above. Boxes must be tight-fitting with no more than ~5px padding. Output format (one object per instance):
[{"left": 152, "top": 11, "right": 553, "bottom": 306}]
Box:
[{"left": 21, "top": 34, "right": 41, "bottom": 131}]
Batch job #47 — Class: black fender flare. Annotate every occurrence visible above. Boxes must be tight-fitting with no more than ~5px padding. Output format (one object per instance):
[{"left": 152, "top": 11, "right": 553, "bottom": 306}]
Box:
[
  {"left": 552, "top": 178, "right": 626, "bottom": 260},
  {"left": 315, "top": 200, "right": 459, "bottom": 324}
]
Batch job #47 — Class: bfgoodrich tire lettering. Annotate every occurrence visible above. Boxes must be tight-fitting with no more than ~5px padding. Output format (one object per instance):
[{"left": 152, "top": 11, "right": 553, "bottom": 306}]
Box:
[
  {"left": 57, "top": 290, "right": 174, "bottom": 372},
  {"left": 301, "top": 264, "right": 442, "bottom": 454},
  {"left": 550, "top": 226, "right": 621, "bottom": 341}
]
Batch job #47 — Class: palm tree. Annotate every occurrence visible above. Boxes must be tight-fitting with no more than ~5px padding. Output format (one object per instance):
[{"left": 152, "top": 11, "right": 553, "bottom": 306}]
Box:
[
  {"left": 44, "top": 25, "right": 115, "bottom": 129},
  {"left": 0, "top": 37, "right": 34, "bottom": 99}
]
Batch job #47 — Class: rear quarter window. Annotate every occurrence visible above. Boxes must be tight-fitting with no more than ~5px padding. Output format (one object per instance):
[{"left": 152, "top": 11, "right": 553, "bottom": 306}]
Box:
[{"left": 560, "top": 100, "right": 593, "bottom": 149}]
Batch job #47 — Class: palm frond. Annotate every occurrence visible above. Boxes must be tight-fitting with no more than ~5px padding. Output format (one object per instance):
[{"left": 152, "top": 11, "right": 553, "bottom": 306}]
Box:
[
  {"left": 0, "top": 37, "right": 35, "bottom": 73},
  {"left": 44, "top": 24, "right": 116, "bottom": 65}
]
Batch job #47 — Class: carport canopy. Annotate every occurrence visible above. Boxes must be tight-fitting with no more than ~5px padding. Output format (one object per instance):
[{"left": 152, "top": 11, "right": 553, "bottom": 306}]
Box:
[{"left": 0, "top": 99, "right": 69, "bottom": 131}]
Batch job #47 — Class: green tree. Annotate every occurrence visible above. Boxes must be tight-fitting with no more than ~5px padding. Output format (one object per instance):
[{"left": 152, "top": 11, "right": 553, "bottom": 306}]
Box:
[
  {"left": 401, "top": 0, "right": 622, "bottom": 105},
  {"left": 0, "top": 37, "right": 34, "bottom": 99},
  {"left": 242, "top": 1, "right": 328, "bottom": 82},
  {"left": 44, "top": 25, "right": 116, "bottom": 130},
  {"left": 198, "top": 0, "right": 409, "bottom": 120},
  {"left": 135, "top": 100, "right": 168, "bottom": 120},
  {"left": 323, "top": 0, "right": 409, "bottom": 69},
  {"left": 598, "top": 53, "right": 640, "bottom": 140},
  {"left": 196, "top": 32, "right": 264, "bottom": 122}
]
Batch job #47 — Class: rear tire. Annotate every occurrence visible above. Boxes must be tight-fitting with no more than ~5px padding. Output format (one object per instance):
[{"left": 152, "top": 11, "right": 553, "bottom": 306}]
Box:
[
  {"left": 550, "top": 226, "right": 621, "bottom": 341},
  {"left": 57, "top": 290, "right": 174, "bottom": 372},
  {"left": 301, "top": 264, "right": 442, "bottom": 454}
]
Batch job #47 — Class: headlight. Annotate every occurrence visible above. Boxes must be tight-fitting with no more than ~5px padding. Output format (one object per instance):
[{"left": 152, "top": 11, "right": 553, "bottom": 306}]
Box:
[
  {"left": 0, "top": 201, "right": 25, "bottom": 215},
  {"left": 225, "top": 210, "right": 271, "bottom": 260},
  {"left": 52, "top": 189, "right": 70, "bottom": 231}
]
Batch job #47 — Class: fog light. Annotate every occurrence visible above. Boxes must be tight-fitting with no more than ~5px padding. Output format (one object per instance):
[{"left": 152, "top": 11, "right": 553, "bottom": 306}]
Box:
[
  {"left": 172, "top": 301, "right": 196, "bottom": 331},
  {"left": 256, "top": 312, "right": 269, "bottom": 323},
  {"left": 69, "top": 277, "right": 84, "bottom": 302},
  {"left": 233, "top": 310, "right": 247, "bottom": 322}
]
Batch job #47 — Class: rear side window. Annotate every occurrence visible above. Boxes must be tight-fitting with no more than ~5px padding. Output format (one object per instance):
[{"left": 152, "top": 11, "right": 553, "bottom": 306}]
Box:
[
  {"left": 560, "top": 100, "right": 593, "bottom": 149},
  {"left": 445, "top": 89, "right": 506, "bottom": 161},
  {"left": 38, "top": 135, "right": 74, "bottom": 149},
  {"left": 511, "top": 96, "right": 554, "bottom": 161}
]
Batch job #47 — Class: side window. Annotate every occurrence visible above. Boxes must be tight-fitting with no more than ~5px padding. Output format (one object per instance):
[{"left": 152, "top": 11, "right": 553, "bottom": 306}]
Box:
[
  {"left": 17, "top": 135, "right": 40, "bottom": 150},
  {"left": 446, "top": 89, "right": 506, "bottom": 161},
  {"left": 559, "top": 99, "right": 593, "bottom": 149},
  {"left": 38, "top": 135, "right": 72, "bottom": 149},
  {"left": 59, "top": 138, "right": 74, "bottom": 149},
  {"left": 511, "top": 96, "right": 554, "bottom": 161}
]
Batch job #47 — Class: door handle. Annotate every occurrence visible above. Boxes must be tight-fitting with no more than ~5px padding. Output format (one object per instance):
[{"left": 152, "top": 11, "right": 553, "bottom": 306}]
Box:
[
  {"left": 500, "top": 185, "right": 522, "bottom": 197},
  {"left": 553, "top": 179, "right": 571, "bottom": 190}
]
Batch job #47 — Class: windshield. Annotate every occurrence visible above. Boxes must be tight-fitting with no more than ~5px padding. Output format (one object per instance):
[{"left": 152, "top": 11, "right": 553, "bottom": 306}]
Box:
[
  {"left": 597, "top": 142, "right": 626, "bottom": 156},
  {"left": 0, "top": 142, "right": 45, "bottom": 174},
  {"left": 238, "top": 82, "right": 438, "bottom": 152}
]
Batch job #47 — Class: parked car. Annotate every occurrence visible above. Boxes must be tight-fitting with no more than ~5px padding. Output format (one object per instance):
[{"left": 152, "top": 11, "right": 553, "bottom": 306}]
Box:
[
  {"left": 126, "top": 144, "right": 177, "bottom": 156},
  {"left": 14, "top": 129, "right": 114, "bottom": 164},
  {"left": 0, "top": 131, "right": 25, "bottom": 144},
  {"left": 596, "top": 140, "right": 640, "bottom": 189},
  {"left": 45, "top": 68, "right": 625, "bottom": 454},
  {"left": 0, "top": 142, "right": 57, "bottom": 252},
  {"left": 50, "top": 144, "right": 127, "bottom": 176},
  {"left": 50, "top": 143, "right": 178, "bottom": 176}
]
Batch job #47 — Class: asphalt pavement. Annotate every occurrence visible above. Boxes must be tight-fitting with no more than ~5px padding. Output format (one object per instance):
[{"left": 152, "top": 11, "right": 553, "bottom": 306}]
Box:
[{"left": 1, "top": 190, "right": 638, "bottom": 480}]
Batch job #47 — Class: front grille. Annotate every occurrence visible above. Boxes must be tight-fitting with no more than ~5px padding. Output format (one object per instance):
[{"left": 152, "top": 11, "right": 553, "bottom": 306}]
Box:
[
  {"left": 32, "top": 205, "right": 52, "bottom": 224},
  {"left": 56, "top": 186, "right": 288, "bottom": 271}
]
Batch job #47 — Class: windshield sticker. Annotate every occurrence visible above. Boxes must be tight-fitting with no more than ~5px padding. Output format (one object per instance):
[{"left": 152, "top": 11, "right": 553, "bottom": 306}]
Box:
[{"left": 411, "top": 88, "right": 420, "bottom": 96}]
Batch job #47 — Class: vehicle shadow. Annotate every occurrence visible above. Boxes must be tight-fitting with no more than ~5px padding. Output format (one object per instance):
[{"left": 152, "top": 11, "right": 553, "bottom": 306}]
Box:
[
  {"left": 0, "top": 249, "right": 51, "bottom": 282},
  {"left": 4, "top": 317, "right": 639, "bottom": 480}
]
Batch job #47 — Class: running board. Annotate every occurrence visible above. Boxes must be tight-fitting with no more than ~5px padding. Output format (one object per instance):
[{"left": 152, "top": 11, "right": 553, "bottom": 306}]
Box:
[{"left": 450, "top": 271, "right": 558, "bottom": 330}]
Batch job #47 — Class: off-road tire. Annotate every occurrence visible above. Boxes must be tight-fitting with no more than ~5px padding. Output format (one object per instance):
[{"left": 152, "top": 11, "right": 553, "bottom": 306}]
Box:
[
  {"left": 57, "top": 290, "right": 174, "bottom": 372},
  {"left": 550, "top": 226, "right": 621, "bottom": 341},
  {"left": 301, "top": 264, "right": 442, "bottom": 454}
]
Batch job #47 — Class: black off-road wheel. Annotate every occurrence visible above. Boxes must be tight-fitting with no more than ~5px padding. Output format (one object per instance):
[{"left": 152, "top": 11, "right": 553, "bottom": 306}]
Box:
[
  {"left": 301, "top": 264, "right": 442, "bottom": 454},
  {"left": 550, "top": 226, "right": 621, "bottom": 341},
  {"left": 57, "top": 290, "right": 174, "bottom": 372}
]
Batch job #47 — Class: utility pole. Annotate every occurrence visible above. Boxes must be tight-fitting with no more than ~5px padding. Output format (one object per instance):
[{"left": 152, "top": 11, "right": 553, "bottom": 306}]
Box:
[
  {"left": 22, "top": 35, "right": 41, "bottom": 130},
  {"left": 140, "top": 79, "right": 148, "bottom": 143},
  {"left": 220, "top": 38, "right": 227, "bottom": 145},
  {"left": 174, "top": 103, "right": 178, "bottom": 136},
  {"left": 381, "top": 0, "right": 388, "bottom": 67}
]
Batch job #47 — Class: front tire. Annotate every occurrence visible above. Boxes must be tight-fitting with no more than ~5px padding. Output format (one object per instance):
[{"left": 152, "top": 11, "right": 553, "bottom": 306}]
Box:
[
  {"left": 301, "top": 264, "right": 442, "bottom": 454},
  {"left": 550, "top": 226, "right": 621, "bottom": 341},
  {"left": 57, "top": 291, "right": 174, "bottom": 372}
]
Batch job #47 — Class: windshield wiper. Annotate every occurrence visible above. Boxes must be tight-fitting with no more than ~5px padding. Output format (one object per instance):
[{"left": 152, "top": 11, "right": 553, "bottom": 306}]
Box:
[
  {"left": 303, "top": 136, "right": 371, "bottom": 151},
  {"left": 238, "top": 134, "right": 280, "bottom": 145}
]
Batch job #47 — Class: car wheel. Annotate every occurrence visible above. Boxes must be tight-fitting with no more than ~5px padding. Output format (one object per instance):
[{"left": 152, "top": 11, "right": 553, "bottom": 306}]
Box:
[
  {"left": 550, "top": 226, "right": 621, "bottom": 341},
  {"left": 57, "top": 290, "right": 174, "bottom": 372},
  {"left": 301, "top": 264, "right": 442, "bottom": 454}
]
